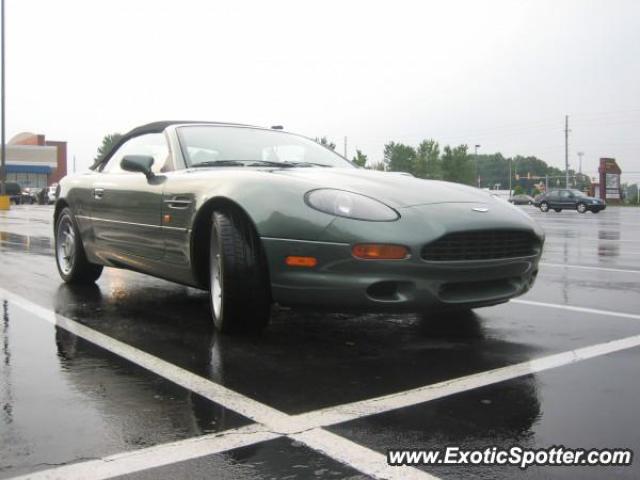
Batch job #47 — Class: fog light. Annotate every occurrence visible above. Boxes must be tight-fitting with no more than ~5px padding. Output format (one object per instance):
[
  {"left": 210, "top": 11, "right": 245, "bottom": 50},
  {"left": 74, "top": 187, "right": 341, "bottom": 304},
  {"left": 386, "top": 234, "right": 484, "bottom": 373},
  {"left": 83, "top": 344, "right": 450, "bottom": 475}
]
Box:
[
  {"left": 352, "top": 244, "right": 409, "bottom": 260},
  {"left": 285, "top": 256, "right": 318, "bottom": 267}
]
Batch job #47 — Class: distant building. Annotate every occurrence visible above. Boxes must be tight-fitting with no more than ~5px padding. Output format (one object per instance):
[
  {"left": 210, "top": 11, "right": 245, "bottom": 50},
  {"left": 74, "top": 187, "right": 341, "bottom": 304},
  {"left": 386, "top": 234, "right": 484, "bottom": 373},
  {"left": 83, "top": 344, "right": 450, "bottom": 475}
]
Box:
[{"left": 4, "top": 132, "right": 67, "bottom": 188}]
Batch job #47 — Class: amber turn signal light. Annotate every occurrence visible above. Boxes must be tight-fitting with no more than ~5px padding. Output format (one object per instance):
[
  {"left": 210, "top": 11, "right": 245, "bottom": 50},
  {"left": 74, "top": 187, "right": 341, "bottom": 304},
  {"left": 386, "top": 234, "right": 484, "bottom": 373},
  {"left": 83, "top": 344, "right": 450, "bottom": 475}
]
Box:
[
  {"left": 285, "top": 256, "right": 318, "bottom": 267},
  {"left": 352, "top": 244, "right": 409, "bottom": 260}
]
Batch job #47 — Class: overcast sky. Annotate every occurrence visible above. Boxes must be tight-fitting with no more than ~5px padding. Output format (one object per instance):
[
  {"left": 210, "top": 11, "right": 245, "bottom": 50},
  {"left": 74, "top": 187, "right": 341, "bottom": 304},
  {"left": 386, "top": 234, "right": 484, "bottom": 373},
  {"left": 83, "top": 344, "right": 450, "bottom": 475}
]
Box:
[{"left": 6, "top": 0, "right": 640, "bottom": 179}]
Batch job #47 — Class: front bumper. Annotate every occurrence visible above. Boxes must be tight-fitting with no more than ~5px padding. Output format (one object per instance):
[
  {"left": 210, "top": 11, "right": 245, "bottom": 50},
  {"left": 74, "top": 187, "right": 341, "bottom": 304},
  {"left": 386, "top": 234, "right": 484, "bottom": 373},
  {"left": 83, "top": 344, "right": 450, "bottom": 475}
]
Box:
[
  {"left": 261, "top": 202, "right": 544, "bottom": 312},
  {"left": 261, "top": 238, "right": 541, "bottom": 312}
]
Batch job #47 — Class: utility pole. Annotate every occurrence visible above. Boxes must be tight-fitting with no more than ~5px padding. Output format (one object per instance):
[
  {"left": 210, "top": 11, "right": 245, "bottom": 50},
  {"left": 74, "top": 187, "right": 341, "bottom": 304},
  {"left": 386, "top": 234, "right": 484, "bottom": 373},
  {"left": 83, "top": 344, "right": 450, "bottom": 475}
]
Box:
[
  {"left": 343, "top": 136, "right": 347, "bottom": 159},
  {"left": 474, "top": 144, "right": 481, "bottom": 187},
  {"left": 508, "top": 157, "right": 512, "bottom": 196},
  {"left": 564, "top": 115, "right": 570, "bottom": 188},
  {"left": 577, "top": 151, "right": 584, "bottom": 174},
  {"left": 73, "top": 155, "right": 76, "bottom": 173},
  {"left": 0, "top": 0, "right": 6, "bottom": 198}
]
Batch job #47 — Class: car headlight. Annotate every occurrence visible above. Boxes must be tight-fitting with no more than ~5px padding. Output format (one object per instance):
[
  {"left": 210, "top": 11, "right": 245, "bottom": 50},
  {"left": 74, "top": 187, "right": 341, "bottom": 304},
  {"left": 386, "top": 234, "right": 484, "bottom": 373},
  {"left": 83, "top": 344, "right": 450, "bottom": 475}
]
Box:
[{"left": 305, "top": 189, "right": 399, "bottom": 221}]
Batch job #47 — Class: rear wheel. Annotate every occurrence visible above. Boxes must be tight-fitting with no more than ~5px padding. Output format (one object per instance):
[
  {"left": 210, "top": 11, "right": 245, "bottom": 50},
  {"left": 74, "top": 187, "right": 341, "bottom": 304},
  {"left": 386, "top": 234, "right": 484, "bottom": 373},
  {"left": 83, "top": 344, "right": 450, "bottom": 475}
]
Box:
[
  {"left": 540, "top": 201, "right": 549, "bottom": 212},
  {"left": 209, "top": 209, "right": 271, "bottom": 334},
  {"left": 577, "top": 202, "right": 587, "bottom": 214},
  {"left": 553, "top": 208, "right": 562, "bottom": 212},
  {"left": 55, "top": 207, "right": 103, "bottom": 283}
]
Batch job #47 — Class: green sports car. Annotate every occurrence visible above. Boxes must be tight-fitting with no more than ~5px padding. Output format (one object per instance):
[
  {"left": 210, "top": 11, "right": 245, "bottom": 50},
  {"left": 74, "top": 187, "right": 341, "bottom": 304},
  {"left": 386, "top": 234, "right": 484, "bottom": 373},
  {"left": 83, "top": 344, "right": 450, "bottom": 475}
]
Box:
[{"left": 54, "top": 121, "right": 544, "bottom": 333}]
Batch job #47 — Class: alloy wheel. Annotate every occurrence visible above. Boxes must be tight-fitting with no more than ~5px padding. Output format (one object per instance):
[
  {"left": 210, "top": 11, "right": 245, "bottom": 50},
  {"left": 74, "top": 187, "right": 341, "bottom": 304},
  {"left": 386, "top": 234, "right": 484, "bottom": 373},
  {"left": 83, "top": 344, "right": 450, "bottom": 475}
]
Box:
[
  {"left": 56, "top": 216, "right": 76, "bottom": 275},
  {"left": 210, "top": 232, "right": 223, "bottom": 320}
]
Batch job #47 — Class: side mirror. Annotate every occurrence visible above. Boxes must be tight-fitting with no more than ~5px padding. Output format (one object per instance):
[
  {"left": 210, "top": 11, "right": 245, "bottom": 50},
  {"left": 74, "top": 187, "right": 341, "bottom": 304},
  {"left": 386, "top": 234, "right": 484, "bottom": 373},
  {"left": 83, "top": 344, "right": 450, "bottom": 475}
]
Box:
[{"left": 121, "top": 155, "right": 155, "bottom": 178}]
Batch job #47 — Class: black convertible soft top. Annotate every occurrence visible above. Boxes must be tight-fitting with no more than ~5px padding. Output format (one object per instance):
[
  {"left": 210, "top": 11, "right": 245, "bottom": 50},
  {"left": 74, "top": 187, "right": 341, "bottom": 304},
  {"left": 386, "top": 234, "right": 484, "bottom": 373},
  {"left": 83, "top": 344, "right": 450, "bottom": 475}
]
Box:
[{"left": 90, "top": 120, "right": 253, "bottom": 170}]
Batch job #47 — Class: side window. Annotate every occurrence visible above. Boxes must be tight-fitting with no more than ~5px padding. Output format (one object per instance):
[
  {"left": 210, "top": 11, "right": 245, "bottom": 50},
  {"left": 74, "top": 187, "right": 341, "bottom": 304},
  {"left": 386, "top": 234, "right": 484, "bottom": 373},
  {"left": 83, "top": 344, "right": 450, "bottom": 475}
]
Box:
[
  {"left": 559, "top": 190, "right": 571, "bottom": 198},
  {"left": 102, "top": 133, "right": 171, "bottom": 174}
]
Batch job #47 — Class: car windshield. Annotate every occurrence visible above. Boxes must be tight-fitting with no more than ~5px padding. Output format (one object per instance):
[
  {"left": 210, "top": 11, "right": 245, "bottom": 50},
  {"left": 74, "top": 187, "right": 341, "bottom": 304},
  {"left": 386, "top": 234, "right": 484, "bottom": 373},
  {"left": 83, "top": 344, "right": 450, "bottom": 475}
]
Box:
[{"left": 177, "top": 126, "right": 355, "bottom": 169}]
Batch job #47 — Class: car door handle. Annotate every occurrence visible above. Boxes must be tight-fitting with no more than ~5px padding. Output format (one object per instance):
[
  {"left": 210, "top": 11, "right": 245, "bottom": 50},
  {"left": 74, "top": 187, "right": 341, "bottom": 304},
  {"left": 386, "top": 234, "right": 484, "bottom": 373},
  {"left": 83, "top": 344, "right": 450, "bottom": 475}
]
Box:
[
  {"left": 93, "top": 188, "right": 105, "bottom": 200},
  {"left": 164, "top": 197, "right": 192, "bottom": 209}
]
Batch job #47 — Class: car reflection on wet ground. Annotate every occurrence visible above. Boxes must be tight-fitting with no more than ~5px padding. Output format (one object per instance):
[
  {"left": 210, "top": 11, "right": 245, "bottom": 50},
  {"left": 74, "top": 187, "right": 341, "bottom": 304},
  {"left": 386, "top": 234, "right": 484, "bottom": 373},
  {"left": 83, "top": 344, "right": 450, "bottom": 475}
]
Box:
[{"left": 0, "top": 205, "right": 639, "bottom": 479}]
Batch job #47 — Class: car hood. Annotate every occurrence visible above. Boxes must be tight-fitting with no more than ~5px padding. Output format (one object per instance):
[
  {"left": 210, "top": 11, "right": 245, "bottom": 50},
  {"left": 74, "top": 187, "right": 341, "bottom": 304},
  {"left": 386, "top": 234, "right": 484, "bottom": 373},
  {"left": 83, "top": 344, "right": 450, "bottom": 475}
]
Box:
[{"left": 270, "top": 168, "right": 493, "bottom": 208}]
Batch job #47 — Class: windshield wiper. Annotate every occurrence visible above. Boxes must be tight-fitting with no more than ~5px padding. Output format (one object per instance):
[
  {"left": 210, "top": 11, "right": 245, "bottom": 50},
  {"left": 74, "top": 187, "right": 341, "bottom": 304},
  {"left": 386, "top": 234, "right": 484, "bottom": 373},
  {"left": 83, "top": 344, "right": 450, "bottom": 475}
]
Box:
[
  {"left": 245, "top": 160, "right": 295, "bottom": 168},
  {"left": 189, "top": 160, "right": 333, "bottom": 169},
  {"left": 286, "top": 161, "right": 332, "bottom": 168},
  {"left": 190, "top": 160, "right": 245, "bottom": 167},
  {"left": 190, "top": 160, "right": 296, "bottom": 168}
]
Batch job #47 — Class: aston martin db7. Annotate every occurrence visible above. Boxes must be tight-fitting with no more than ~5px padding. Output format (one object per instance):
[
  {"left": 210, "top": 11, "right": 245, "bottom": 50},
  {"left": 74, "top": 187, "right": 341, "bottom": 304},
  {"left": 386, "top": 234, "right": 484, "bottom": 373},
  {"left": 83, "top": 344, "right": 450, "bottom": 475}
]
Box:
[{"left": 54, "top": 121, "right": 544, "bottom": 333}]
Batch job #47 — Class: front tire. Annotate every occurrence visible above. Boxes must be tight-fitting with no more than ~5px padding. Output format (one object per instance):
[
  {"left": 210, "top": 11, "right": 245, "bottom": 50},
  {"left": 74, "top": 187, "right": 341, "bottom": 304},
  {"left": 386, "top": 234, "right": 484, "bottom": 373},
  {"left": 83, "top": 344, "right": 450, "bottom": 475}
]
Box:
[
  {"left": 577, "top": 202, "right": 587, "bottom": 214},
  {"left": 55, "top": 207, "right": 103, "bottom": 284},
  {"left": 209, "top": 209, "right": 271, "bottom": 334},
  {"left": 540, "top": 202, "right": 549, "bottom": 212}
]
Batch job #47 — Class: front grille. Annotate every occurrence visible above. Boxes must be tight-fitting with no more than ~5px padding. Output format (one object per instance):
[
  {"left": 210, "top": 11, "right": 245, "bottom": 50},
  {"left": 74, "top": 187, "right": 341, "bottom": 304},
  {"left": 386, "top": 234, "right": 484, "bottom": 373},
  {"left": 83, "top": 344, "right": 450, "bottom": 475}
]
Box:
[{"left": 421, "top": 230, "right": 539, "bottom": 261}]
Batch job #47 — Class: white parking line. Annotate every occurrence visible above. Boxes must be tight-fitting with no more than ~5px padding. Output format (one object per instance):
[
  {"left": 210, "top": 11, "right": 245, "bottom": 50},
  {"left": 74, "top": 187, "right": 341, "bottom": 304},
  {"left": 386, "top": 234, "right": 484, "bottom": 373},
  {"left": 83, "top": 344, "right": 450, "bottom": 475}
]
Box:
[
  {"left": 0, "top": 287, "right": 434, "bottom": 480},
  {"left": 539, "top": 262, "right": 640, "bottom": 274},
  {"left": 511, "top": 299, "right": 640, "bottom": 320},
  {"left": 8, "top": 424, "right": 280, "bottom": 480},
  {"left": 543, "top": 237, "right": 639, "bottom": 244},
  {"left": 291, "top": 428, "right": 438, "bottom": 480},
  {"left": 0, "top": 288, "right": 290, "bottom": 427},
  {"left": 4, "top": 287, "right": 640, "bottom": 480},
  {"left": 295, "top": 333, "right": 640, "bottom": 428},
  {"left": 543, "top": 247, "right": 640, "bottom": 256}
]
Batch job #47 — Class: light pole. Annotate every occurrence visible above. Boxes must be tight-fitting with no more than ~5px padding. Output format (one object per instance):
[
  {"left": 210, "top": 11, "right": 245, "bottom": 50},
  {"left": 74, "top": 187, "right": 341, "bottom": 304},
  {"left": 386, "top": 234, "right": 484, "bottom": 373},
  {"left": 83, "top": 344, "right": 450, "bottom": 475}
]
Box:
[
  {"left": 577, "top": 151, "right": 584, "bottom": 174},
  {"left": 508, "top": 157, "right": 512, "bottom": 196},
  {"left": 0, "top": 0, "right": 6, "bottom": 203},
  {"left": 474, "top": 144, "right": 480, "bottom": 187}
]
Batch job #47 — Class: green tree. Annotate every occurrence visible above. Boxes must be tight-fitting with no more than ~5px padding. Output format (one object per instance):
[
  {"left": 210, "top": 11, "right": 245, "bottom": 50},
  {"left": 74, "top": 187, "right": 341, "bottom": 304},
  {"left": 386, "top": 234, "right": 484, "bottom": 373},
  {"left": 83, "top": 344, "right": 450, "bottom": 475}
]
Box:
[
  {"left": 441, "top": 144, "right": 474, "bottom": 185},
  {"left": 352, "top": 149, "right": 368, "bottom": 167},
  {"left": 476, "top": 153, "right": 575, "bottom": 192},
  {"left": 314, "top": 136, "right": 336, "bottom": 150},
  {"left": 415, "top": 139, "right": 441, "bottom": 179},
  {"left": 513, "top": 185, "right": 524, "bottom": 195},
  {"left": 476, "top": 153, "right": 508, "bottom": 189},
  {"left": 95, "top": 133, "right": 123, "bottom": 163},
  {"left": 383, "top": 142, "right": 416, "bottom": 173}
]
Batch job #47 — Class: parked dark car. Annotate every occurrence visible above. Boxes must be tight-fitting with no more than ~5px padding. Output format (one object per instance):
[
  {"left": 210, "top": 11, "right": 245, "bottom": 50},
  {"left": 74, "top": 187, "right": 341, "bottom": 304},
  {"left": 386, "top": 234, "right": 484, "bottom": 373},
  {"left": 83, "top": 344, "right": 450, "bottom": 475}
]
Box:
[
  {"left": 533, "top": 189, "right": 605, "bottom": 213},
  {"left": 4, "top": 182, "right": 23, "bottom": 204},
  {"left": 508, "top": 194, "right": 534, "bottom": 205}
]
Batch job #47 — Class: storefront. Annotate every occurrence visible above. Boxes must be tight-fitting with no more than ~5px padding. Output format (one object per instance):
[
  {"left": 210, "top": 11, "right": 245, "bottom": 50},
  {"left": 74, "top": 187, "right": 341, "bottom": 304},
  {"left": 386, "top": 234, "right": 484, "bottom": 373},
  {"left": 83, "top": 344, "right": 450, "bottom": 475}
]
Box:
[
  {"left": 3, "top": 132, "right": 67, "bottom": 188},
  {"left": 5, "top": 165, "right": 51, "bottom": 189}
]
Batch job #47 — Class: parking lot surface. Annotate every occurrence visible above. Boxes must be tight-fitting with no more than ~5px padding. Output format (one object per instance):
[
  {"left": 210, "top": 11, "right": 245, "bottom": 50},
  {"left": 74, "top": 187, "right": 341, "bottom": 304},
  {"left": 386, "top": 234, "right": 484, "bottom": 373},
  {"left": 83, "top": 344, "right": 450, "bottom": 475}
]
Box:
[{"left": 1, "top": 205, "right": 639, "bottom": 479}]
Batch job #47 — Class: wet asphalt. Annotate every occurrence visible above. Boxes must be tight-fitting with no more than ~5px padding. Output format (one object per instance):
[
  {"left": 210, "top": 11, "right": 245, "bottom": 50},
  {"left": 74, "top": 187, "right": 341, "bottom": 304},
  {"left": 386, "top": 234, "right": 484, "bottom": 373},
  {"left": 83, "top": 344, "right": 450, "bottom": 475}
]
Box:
[{"left": 0, "top": 205, "right": 639, "bottom": 479}]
